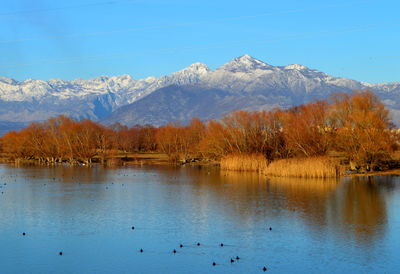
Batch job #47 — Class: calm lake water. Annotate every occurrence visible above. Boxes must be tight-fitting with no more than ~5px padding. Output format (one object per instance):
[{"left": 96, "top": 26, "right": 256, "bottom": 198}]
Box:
[{"left": 0, "top": 164, "right": 399, "bottom": 274}]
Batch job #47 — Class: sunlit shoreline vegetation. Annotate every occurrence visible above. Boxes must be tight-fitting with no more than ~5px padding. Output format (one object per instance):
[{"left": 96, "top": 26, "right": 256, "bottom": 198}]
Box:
[
  {"left": 220, "top": 154, "right": 268, "bottom": 172},
  {"left": 264, "top": 157, "right": 342, "bottom": 178},
  {"left": 0, "top": 90, "right": 399, "bottom": 177}
]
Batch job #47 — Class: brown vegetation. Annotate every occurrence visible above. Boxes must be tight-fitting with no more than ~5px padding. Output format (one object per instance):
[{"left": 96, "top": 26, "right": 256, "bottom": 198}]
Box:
[
  {"left": 0, "top": 90, "right": 398, "bottom": 174},
  {"left": 0, "top": 116, "right": 158, "bottom": 165},
  {"left": 264, "top": 157, "right": 342, "bottom": 178},
  {"left": 220, "top": 153, "right": 268, "bottom": 172}
]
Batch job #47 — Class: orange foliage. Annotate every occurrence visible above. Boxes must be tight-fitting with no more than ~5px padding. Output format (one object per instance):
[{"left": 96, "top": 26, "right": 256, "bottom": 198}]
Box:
[
  {"left": 0, "top": 90, "right": 396, "bottom": 170},
  {"left": 281, "top": 101, "right": 332, "bottom": 157},
  {"left": 329, "top": 91, "right": 394, "bottom": 169},
  {"left": 156, "top": 118, "right": 205, "bottom": 162},
  {"left": 200, "top": 110, "right": 286, "bottom": 160}
]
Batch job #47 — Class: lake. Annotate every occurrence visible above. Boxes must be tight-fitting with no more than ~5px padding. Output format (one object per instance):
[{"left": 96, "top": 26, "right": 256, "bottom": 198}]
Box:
[{"left": 0, "top": 164, "right": 399, "bottom": 273}]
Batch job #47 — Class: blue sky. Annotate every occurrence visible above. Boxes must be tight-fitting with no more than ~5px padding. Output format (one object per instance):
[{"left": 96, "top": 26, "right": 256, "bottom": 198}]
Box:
[{"left": 0, "top": 0, "right": 398, "bottom": 83}]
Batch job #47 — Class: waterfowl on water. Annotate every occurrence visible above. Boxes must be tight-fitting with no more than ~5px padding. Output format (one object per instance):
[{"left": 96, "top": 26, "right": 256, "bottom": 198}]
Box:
[
  {"left": 269, "top": 227, "right": 272, "bottom": 231},
  {"left": 173, "top": 249, "right": 177, "bottom": 254},
  {"left": 59, "top": 252, "right": 63, "bottom": 256},
  {"left": 131, "top": 226, "right": 135, "bottom": 230},
  {"left": 197, "top": 242, "right": 201, "bottom": 246},
  {"left": 212, "top": 262, "right": 216, "bottom": 266},
  {"left": 220, "top": 243, "right": 224, "bottom": 247},
  {"left": 140, "top": 249, "right": 143, "bottom": 253},
  {"left": 22, "top": 232, "right": 26, "bottom": 236},
  {"left": 236, "top": 256, "right": 240, "bottom": 260},
  {"left": 179, "top": 244, "right": 183, "bottom": 248},
  {"left": 263, "top": 266, "right": 267, "bottom": 271},
  {"left": 230, "top": 259, "right": 235, "bottom": 263}
]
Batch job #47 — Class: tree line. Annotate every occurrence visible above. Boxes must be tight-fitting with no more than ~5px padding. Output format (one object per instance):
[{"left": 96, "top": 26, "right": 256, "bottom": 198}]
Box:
[{"left": 0, "top": 90, "right": 398, "bottom": 170}]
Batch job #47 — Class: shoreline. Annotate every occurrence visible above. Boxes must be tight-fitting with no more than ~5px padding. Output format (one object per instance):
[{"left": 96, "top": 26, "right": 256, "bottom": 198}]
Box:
[
  {"left": 1, "top": 152, "right": 400, "bottom": 178},
  {"left": 343, "top": 169, "right": 400, "bottom": 177}
]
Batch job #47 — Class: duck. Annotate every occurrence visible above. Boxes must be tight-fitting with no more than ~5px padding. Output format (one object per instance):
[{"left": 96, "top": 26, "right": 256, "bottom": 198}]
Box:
[{"left": 263, "top": 266, "right": 267, "bottom": 271}]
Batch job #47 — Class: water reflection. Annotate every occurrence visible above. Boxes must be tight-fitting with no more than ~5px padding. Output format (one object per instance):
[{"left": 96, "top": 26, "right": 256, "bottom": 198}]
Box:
[
  {"left": 154, "top": 167, "right": 390, "bottom": 245},
  {"left": 266, "top": 177, "right": 339, "bottom": 224},
  {"left": 1, "top": 165, "right": 393, "bottom": 245},
  {"left": 4, "top": 165, "right": 112, "bottom": 183},
  {"left": 333, "top": 177, "right": 388, "bottom": 243},
  {"left": 0, "top": 164, "right": 398, "bottom": 273}
]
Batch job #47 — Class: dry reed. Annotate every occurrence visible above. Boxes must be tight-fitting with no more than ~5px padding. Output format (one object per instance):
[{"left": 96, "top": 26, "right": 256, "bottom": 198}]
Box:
[
  {"left": 264, "top": 157, "right": 342, "bottom": 178},
  {"left": 220, "top": 153, "right": 268, "bottom": 172}
]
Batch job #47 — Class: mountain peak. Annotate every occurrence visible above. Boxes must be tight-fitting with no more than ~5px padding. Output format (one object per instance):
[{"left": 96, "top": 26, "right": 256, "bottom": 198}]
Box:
[
  {"left": 285, "top": 64, "right": 308, "bottom": 70},
  {"left": 185, "top": 62, "right": 211, "bottom": 73},
  {"left": 219, "top": 54, "right": 273, "bottom": 72},
  {"left": 172, "top": 62, "right": 211, "bottom": 77},
  {"left": 166, "top": 62, "right": 210, "bottom": 86},
  {"left": 239, "top": 54, "right": 257, "bottom": 61}
]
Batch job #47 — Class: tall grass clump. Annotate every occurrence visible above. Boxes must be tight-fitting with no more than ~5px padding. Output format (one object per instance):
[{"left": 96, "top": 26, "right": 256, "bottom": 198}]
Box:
[
  {"left": 264, "top": 157, "right": 342, "bottom": 178},
  {"left": 220, "top": 153, "right": 268, "bottom": 172}
]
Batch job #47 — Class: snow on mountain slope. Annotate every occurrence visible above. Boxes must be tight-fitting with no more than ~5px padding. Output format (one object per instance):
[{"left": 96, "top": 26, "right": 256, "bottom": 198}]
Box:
[
  {"left": 103, "top": 55, "right": 400, "bottom": 126},
  {"left": 0, "top": 54, "right": 399, "bottom": 128},
  {"left": 0, "top": 62, "right": 211, "bottom": 122}
]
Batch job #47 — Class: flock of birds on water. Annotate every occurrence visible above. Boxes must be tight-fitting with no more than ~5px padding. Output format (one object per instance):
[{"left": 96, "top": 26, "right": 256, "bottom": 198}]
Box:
[
  {"left": 129, "top": 224, "right": 271, "bottom": 272},
  {"left": 1, "top": 171, "right": 272, "bottom": 272},
  {"left": 18, "top": 228, "right": 271, "bottom": 272}
]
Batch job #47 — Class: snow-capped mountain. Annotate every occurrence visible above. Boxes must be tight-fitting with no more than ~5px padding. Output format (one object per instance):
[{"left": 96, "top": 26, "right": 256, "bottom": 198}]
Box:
[
  {"left": 104, "top": 55, "right": 400, "bottom": 126},
  {"left": 0, "top": 54, "right": 399, "bottom": 131}
]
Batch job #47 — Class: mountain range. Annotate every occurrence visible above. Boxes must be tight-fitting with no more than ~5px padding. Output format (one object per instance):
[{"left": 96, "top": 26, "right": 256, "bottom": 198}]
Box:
[{"left": 0, "top": 54, "right": 399, "bottom": 132}]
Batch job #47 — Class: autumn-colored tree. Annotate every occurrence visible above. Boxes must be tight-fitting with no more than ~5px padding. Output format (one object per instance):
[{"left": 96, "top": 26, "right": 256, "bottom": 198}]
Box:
[
  {"left": 1, "top": 130, "right": 30, "bottom": 159},
  {"left": 281, "top": 101, "right": 332, "bottom": 157},
  {"left": 198, "top": 120, "right": 228, "bottom": 159},
  {"left": 200, "top": 110, "right": 286, "bottom": 160},
  {"left": 329, "top": 90, "right": 394, "bottom": 170},
  {"left": 137, "top": 125, "right": 157, "bottom": 152},
  {"left": 156, "top": 123, "right": 183, "bottom": 161},
  {"left": 42, "top": 116, "right": 68, "bottom": 161},
  {"left": 183, "top": 118, "right": 206, "bottom": 158},
  {"left": 70, "top": 119, "right": 101, "bottom": 164},
  {"left": 156, "top": 119, "right": 205, "bottom": 162}
]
